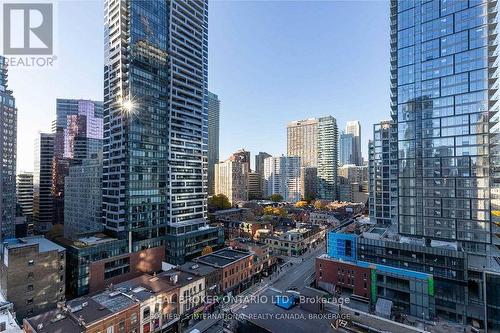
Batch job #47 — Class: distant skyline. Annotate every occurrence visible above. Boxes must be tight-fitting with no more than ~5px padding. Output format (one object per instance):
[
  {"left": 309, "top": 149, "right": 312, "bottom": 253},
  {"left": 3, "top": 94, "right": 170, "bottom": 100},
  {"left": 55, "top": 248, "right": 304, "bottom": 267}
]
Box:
[{"left": 9, "top": 0, "right": 389, "bottom": 172}]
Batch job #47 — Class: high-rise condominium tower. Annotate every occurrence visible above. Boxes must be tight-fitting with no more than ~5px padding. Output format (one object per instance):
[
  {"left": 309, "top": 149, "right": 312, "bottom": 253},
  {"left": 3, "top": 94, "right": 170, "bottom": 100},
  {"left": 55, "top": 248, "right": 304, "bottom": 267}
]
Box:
[
  {"left": 368, "top": 120, "right": 398, "bottom": 226},
  {"left": 287, "top": 118, "right": 318, "bottom": 167},
  {"left": 16, "top": 172, "right": 34, "bottom": 222},
  {"left": 345, "top": 120, "right": 362, "bottom": 166},
  {"left": 33, "top": 133, "right": 54, "bottom": 233},
  {"left": 263, "top": 156, "right": 301, "bottom": 203},
  {"left": 208, "top": 91, "right": 220, "bottom": 196},
  {"left": 103, "top": 0, "right": 220, "bottom": 263},
  {"left": 287, "top": 116, "right": 338, "bottom": 200},
  {"left": 392, "top": 0, "right": 498, "bottom": 258},
  {"left": 214, "top": 159, "right": 248, "bottom": 204},
  {"left": 255, "top": 152, "right": 271, "bottom": 178},
  {"left": 0, "top": 56, "right": 17, "bottom": 240}
]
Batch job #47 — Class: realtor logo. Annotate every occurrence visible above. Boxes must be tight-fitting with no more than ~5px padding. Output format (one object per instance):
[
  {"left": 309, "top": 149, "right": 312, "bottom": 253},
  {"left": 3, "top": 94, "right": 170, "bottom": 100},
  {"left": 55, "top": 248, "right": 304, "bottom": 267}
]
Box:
[{"left": 3, "top": 3, "right": 53, "bottom": 55}]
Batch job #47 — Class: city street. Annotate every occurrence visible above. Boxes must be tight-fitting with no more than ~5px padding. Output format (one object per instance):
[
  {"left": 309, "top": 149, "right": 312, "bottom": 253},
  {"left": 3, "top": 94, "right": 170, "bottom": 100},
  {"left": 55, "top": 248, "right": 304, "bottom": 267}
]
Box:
[{"left": 271, "top": 243, "right": 326, "bottom": 291}]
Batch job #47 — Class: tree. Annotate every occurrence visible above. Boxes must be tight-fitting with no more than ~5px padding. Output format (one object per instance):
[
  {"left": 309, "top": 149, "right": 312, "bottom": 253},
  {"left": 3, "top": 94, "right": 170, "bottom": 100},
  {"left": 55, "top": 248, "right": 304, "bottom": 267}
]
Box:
[
  {"left": 295, "top": 201, "right": 308, "bottom": 208},
  {"left": 263, "top": 206, "right": 287, "bottom": 217},
  {"left": 313, "top": 199, "right": 328, "bottom": 210},
  {"left": 201, "top": 245, "right": 213, "bottom": 255},
  {"left": 269, "top": 194, "right": 283, "bottom": 202},
  {"left": 263, "top": 206, "right": 275, "bottom": 215},
  {"left": 208, "top": 194, "right": 231, "bottom": 211}
]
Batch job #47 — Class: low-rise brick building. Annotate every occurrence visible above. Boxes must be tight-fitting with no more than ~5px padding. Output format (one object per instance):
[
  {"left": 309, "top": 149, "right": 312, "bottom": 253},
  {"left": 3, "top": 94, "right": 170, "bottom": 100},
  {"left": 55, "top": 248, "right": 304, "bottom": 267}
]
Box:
[
  {"left": 316, "top": 254, "right": 371, "bottom": 300},
  {"left": 196, "top": 248, "right": 253, "bottom": 293},
  {"left": 229, "top": 238, "right": 277, "bottom": 277},
  {"left": 0, "top": 236, "right": 65, "bottom": 321}
]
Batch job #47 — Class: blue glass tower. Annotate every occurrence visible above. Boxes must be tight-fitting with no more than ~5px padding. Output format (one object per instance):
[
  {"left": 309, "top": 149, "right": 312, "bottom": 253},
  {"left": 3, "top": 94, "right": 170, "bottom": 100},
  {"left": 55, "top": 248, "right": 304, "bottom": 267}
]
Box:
[{"left": 392, "top": 0, "right": 499, "bottom": 257}]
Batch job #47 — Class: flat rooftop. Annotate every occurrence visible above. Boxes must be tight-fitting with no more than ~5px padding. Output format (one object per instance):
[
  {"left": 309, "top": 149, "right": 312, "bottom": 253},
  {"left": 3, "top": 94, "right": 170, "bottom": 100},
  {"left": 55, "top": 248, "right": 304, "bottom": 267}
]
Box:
[
  {"left": 26, "top": 287, "right": 139, "bottom": 333},
  {"left": 91, "top": 289, "right": 137, "bottom": 313},
  {"left": 211, "top": 208, "right": 250, "bottom": 215},
  {"left": 232, "top": 237, "right": 267, "bottom": 247},
  {"left": 160, "top": 269, "right": 203, "bottom": 286},
  {"left": 116, "top": 274, "right": 178, "bottom": 301},
  {"left": 0, "top": 295, "right": 21, "bottom": 332},
  {"left": 177, "top": 261, "right": 217, "bottom": 277},
  {"left": 54, "top": 233, "right": 121, "bottom": 249},
  {"left": 197, "top": 248, "right": 251, "bottom": 268},
  {"left": 3, "top": 236, "right": 65, "bottom": 253}
]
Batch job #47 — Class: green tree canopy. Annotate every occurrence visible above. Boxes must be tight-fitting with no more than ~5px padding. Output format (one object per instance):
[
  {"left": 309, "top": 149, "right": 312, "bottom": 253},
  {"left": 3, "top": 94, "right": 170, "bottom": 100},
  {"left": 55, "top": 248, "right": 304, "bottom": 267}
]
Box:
[
  {"left": 269, "top": 193, "right": 283, "bottom": 202},
  {"left": 208, "top": 194, "right": 231, "bottom": 211}
]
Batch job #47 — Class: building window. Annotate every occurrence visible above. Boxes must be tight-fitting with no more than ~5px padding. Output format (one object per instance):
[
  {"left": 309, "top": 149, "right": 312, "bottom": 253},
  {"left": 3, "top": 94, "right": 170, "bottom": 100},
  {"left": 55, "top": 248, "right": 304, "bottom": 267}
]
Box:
[
  {"left": 118, "top": 321, "right": 125, "bottom": 333},
  {"left": 106, "top": 326, "right": 114, "bottom": 333},
  {"left": 27, "top": 284, "right": 33, "bottom": 291},
  {"left": 130, "top": 313, "right": 137, "bottom": 325},
  {"left": 28, "top": 260, "right": 34, "bottom": 266},
  {"left": 26, "top": 298, "right": 33, "bottom": 305},
  {"left": 143, "top": 306, "right": 150, "bottom": 319}
]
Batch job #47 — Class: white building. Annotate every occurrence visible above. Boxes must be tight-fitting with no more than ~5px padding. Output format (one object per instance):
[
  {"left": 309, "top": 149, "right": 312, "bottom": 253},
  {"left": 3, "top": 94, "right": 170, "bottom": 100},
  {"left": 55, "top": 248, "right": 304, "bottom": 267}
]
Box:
[{"left": 263, "top": 156, "right": 301, "bottom": 202}]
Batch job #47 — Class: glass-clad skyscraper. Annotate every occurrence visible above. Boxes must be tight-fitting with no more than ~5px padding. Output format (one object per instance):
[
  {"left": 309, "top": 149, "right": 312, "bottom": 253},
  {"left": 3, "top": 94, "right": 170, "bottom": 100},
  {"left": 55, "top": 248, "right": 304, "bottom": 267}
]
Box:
[
  {"left": 103, "top": 0, "right": 222, "bottom": 263},
  {"left": 207, "top": 91, "right": 220, "bottom": 196},
  {"left": 392, "top": 0, "right": 500, "bottom": 257},
  {"left": 0, "top": 56, "right": 17, "bottom": 240},
  {"left": 339, "top": 132, "right": 355, "bottom": 166},
  {"left": 53, "top": 99, "right": 103, "bottom": 225}
]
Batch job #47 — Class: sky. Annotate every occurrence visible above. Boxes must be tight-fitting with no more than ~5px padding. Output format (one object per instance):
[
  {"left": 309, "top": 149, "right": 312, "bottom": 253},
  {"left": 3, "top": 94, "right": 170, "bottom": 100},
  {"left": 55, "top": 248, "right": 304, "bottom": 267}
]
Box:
[{"left": 9, "top": 0, "right": 390, "bottom": 172}]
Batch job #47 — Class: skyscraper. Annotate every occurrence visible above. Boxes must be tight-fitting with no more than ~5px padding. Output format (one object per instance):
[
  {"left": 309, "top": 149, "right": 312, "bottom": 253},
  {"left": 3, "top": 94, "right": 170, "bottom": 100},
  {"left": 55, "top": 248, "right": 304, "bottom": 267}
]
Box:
[
  {"left": 392, "top": 0, "right": 497, "bottom": 256},
  {"left": 300, "top": 167, "right": 317, "bottom": 201},
  {"left": 255, "top": 152, "right": 271, "bottom": 178},
  {"left": 214, "top": 159, "right": 248, "bottom": 204},
  {"left": 339, "top": 131, "right": 355, "bottom": 166},
  {"left": 16, "top": 172, "right": 34, "bottom": 222},
  {"left": 317, "top": 116, "right": 339, "bottom": 200},
  {"left": 52, "top": 99, "right": 103, "bottom": 225},
  {"left": 103, "top": 0, "right": 221, "bottom": 264},
  {"left": 287, "top": 118, "right": 318, "bottom": 167},
  {"left": 231, "top": 148, "right": 251, "bottom": 171},
  {"left": 345, "top": 120, "right": 362, "bottom": 165},
  {"left": 368, "top": 120, "right": 398, "bottom": 226},
  {"left": 391, "top": 1, "right": 500, "bottom": 328},
  {"left": 287, "top": 116, "right": 338, "bottom": 200},
  {"left": 64, "top": 156, "right": 103, "bottom": 239},
  {"left": 33, "top": 133, "right": 54, "bottom": 233},
  {"left": 248, "top": 171, "right": 263, "bottom": 200},
  {"left": 263, "top": 156, "right": 301, "bottom": 203},
  {"left": 208, "top": 91, "right": 220, "bottom": 196},
  {"left": 0, "top": 56, "right": 17, "bottom": 240}
]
